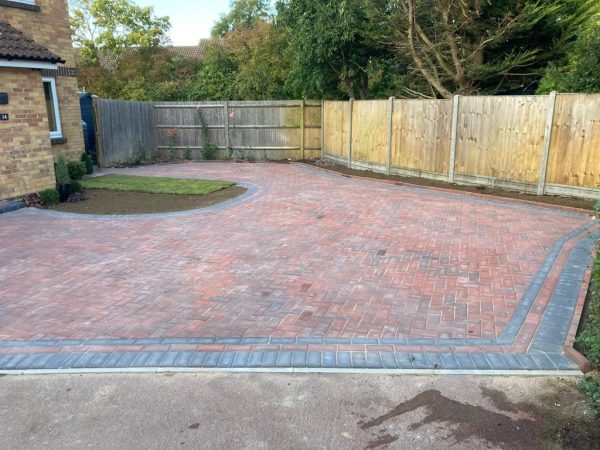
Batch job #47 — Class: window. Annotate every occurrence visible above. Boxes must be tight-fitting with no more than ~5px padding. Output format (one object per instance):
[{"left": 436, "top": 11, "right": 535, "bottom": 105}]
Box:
[
  {"left": 10, "top": 0, "right": 36, "bottom": 4},
  {"left": 42, "top": 77, "right": 61, "bottom": 139}
]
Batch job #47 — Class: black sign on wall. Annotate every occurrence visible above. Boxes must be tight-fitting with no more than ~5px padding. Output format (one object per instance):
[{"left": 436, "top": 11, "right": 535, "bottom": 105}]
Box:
[{"left": 0, "top": 113, "right": 9, "bottom": 121}]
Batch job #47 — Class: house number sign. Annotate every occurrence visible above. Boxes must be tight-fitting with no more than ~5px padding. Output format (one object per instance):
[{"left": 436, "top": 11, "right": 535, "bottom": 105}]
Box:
[{"left": 0, "top": 114, "right": 8, "bottom": 121}]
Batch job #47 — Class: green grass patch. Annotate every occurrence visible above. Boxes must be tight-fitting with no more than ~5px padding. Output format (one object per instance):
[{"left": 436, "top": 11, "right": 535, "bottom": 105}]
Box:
[{"left": 81, "top": 175, "right": 235, "bottom": 196}]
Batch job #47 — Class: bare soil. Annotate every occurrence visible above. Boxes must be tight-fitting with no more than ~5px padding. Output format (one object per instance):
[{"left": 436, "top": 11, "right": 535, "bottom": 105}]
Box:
[
  {"left": 47, "top": 185, "right": 247, "bottom": 215},
  {"left": 305, "top": 159, "right": 597, "bottom": 211}
]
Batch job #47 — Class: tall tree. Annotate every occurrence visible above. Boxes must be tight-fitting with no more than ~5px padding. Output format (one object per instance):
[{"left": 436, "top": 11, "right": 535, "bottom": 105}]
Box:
[
  {"left": 277, "top": 0, "right": 387, "bottom": 99},
  {"left": 211, "top": 0, "right": 272, "bottom": 37},
  {"left": 70, "top": 0, "right": 170, "bottom": 65},
  {"left": 539, "top": 14, "right": 600, "bottom": 93},
  {"left": 372, "top": 0, "right": 598, "bottom": 98}
]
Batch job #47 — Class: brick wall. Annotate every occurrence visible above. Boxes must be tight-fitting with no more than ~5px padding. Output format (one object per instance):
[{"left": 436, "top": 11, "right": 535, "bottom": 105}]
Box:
[
  {"left": 0, "top": 0, "right": 85, "bottom": 199},
  {"left": 0, "top": 69, "right": 55, "bottom": 199}
]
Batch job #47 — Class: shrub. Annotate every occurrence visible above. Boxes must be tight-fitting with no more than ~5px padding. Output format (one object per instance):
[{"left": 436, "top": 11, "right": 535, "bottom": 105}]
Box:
[
  {"left": 54, "top": 156, "right": 71, "bottom": 185},
  {"left": 578, "top": 377, "right": 600, "bottom": 418},
  {"left": 23, "top": 193, "right": 42, "bottom": 208},
  {"left": 67, "top": 161, "right": 86, "bottom": 180},
  {"left": 80, "top": 152, "right": 94, "bottom": 174},
  {"left": 201, "top": 143, "right": 218, "bottom": 160},
  {"left": 40, "top": 188, "right": 59, "bottom": 205},
  {"left": 70, "top": 180, "right": 83, "bottom": 193}
]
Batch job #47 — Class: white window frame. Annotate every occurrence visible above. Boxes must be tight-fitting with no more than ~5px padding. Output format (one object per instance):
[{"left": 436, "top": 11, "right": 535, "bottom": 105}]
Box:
[{"left": 42, "top": 77, "right": 62, "bottom": 139}]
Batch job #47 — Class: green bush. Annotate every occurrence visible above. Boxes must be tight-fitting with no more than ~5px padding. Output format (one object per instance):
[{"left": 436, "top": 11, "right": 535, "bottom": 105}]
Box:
[
  {"left": 201, "top": 143, "right": 218, "bottom": 160},
  {"left": 578, "top": 377, "right": 600, "bottom": 418},
  {"left": 54, "top": 156, "right": 71, "bottom": 185},
  {"left": 70, "top": 180, "right": 84, "bottom": 193},
  {"left": 80, "top": 152, "right": 94, "bottom": 174},
  {"left": 40, "top": 188, "right": 59, "bottom": 205},
  {"left": 67, "top": 161, "right": 86, "bottom": 180}
]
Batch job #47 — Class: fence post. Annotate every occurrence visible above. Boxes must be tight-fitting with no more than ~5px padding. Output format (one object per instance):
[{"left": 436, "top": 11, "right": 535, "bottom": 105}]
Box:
[
  {"left": 537, "top": 91, "right": 557, "bottom": 196},
  {"left": 224, "top": 101, "right": 230, "bottom": 154},
  {"left": 300, "top": 99, "right": 305, "bottom": 160},
  {"left": 386, "top": 96, "right": 394, "bottom": 175},
  {"left": 448, "top": 94, "right": 460, "bottom": 183},
  {"left": 320, "top": 99, "right": 324, "bottom": 158},
  {"left": 347, "top": 98, "right": 353, "bottom": 168},
  {"left": 92, "top": 97, "right": 104, "bottom": 169}
]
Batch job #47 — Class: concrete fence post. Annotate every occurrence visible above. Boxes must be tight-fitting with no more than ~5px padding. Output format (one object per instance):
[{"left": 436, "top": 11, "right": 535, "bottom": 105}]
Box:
[
  {"left": 348, "top": 98, "right": 354, "bottom": 169},
  {"left": 386, "top": 96, "right": 394, "bottom": 175},
  {"left": 448, "top": 94, "right": 460, "bottom": 183}
]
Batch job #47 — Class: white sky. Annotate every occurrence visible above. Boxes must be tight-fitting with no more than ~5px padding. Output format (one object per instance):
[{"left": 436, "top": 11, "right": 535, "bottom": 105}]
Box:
[{"left": 134, "top": 0, "right": 233, "bottom": 45}]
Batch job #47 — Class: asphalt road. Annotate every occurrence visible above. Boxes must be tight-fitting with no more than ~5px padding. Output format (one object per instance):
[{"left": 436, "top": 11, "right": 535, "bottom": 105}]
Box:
[{"left": 1, "top": 372, "right": 598, "bottom": 449}]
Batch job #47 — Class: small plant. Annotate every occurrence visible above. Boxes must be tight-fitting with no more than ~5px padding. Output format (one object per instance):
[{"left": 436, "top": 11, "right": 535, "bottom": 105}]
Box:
[
  {"left": 227, "top": 145, "right": 234, "bottom": 160},
  {"left": 196, "top": 105, "right": 218, "bottom": 160},
  {"left": 594, "top": 200, "right": 600, "bottom": 214},
  {"left": 54, "top": 156, "right": 71, "bottom": 185},
  {"left": 167, "top": 127, "right": 179, "bottom": 160},
  {"left": 40, "top": 188, "right": 59, "bottom": 205},
  {"left": 184, "top": 148, "right": 192, "bottom": 160},
  {"left": 70, "top": 180, "right": 84, "bottom": 193},
  {"left": 67, "top": 161, "right": 86, "bottom": 180},
  {"left": 80, "top": 152, "right": 94, "bottom": 175},
  {"left": 578, "top": 377, "right": 600, "bottom": 418},
  {"left": 24, "top": 193, "right": 42, "bottom": 208}
]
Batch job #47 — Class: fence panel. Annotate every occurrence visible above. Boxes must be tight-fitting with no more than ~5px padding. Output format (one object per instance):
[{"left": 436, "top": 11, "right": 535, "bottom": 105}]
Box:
[
  {"left": 154, "top": 100, "right": 321, "bottom": 160},
  {"left": 351, "top": 100, "right": 388, "bottom": 164},
  {"left": 546, "top": 94, "right": 600, "bottom": 188},
  {"left": 94, "top": 99, "right": 156, "bottom": 167},
  {"left": 323, "top": 101, "right": 349, "bottom": 158},
  {"left": 392, "top": 99, "right": 452, "bottom": 175},
  {"left": 455, "top": 96, "right": 548, "bottom": 184}
]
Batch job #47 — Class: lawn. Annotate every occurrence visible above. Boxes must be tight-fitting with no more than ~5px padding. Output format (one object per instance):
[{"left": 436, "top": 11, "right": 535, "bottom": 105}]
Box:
[{"left": 81, "top": 175, "right": 235, "bottom": 195}]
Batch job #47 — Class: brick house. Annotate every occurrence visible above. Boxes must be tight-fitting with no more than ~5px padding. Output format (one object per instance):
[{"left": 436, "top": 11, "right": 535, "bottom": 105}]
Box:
[{"left": 0, "top": 0, "right": 84, "bottom": 200}]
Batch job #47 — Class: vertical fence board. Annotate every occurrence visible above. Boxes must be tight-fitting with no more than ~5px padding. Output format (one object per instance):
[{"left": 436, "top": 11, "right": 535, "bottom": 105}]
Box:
[
  {"left": 323, "top": 101, "right": 349, "bottom": 158},
  {"left": 351, "top": 100, "right": 388, "bottom": 164}
]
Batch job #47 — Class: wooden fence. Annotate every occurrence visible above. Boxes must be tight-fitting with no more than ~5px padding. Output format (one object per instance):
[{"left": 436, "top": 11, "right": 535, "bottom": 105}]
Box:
[
  {"left": 323, "top": 93, "right": 600, "bottom": 199},
  {"left": 93, "top": 98, "right": 156, "bottom": 167},
  {"left": 154, "top": 100, "right": 322, "bottom": 161}
]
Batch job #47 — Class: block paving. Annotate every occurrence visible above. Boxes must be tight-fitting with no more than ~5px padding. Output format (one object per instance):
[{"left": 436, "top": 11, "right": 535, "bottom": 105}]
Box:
[{"left": 0, "top": 162, "right": 598, "bottom": 371}]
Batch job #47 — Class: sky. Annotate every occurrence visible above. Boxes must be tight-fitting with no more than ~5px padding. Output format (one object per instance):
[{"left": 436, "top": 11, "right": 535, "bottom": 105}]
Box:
[{"left": 134, "top": 0, "right": 232, "bottom": 45}]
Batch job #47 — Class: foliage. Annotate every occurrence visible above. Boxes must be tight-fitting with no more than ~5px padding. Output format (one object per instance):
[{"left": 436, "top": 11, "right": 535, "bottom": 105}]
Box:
[
  {"left": 40, "top": 189, "right": 60, "bottom": 206},
  {"left": 368, "top": 0, "right": 599, "bottom": 98},
  {"left": 81, "top": 152, "right": 94, "bottom": 174},
  {"left": 576, "top": 243, "right": 600, "bottom": 416},
  {"left": 538, "top": 16, "right": 600, "bottom": 94},
  {"left": 23, "top": 193, "right": 42, "bottom": 208},
  {"left": 70, "top": 0, "right": 170, "bottom": 65},
  {"left": 276, "top": 0, "right": 390, "bottom": 99},
  {"left": 578, "top": 377, "right": 600, "bottom": 417},
  {"left": 186, "top": 21, "right": 293, "bottom": 100},
  {"left": 70, "top": 180, "right": 84, "bottom": 193},
  {"left": 54, "top": 156, "right": 71, "bottom": 185},
  {"left": 211, "top": 0, "right": 272, "bottom": 37},
  {"left": 195, "top": 106, "right": 218, "bottom": 160},
  {"left": 595, "top": 200, "right": 600, "bottom": 213},
  {"left": 81, "top": 175, "right": 234, "bottom": 195},
  {"left": 67, "top": 161, "right": 86, "bottom": 180},
  {"left": 77, "top": 47, "right": 197, "bottom": 101}
]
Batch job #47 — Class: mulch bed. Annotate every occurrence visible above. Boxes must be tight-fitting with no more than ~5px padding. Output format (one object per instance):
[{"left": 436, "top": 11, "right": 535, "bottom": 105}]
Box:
[
  {"left": 47, "top": 185, "right": 247, "bottom": 215},
  {"left": 305, "top": 159, "right": 597, "bottom": 210}
]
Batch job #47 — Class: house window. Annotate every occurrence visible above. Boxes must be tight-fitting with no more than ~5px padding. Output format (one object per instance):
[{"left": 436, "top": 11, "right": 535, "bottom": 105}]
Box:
[{"left": 42, "top": 77, "right": 62, "bottom": 138}]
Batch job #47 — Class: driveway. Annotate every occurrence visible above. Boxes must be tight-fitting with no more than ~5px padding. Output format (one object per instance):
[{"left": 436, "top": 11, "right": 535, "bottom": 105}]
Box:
[{"left": 0, "top": 162, "right": 598, "bottom": 371}]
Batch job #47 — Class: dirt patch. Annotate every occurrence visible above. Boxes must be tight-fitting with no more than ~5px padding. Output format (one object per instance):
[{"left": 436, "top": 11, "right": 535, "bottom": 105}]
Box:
[
  {"left": 358, "top": 383, "right": 600, "bottom": 450},
  {"left": 47, "top": 185, "right": 247, "bottom": 215},
  {"left": 305, "top": 159, "right": 596, "bottom": 211}
]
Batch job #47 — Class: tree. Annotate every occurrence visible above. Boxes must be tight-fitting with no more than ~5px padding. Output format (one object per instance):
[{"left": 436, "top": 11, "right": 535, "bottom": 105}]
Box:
[
  {"left": 539, "top": 14, "right": 600, "bottom": 93},
  {"left": 372, "top": 0, "right": 599, "bottom": 98},
  {"left": 277, "top": 0, "right": 391, "bottom": 99},
  {"left": 186, "top": 21, "right": 293, "bottom": 100},
  {"left": 211, "top": 0, "right": 272, "bottom": 37},
  {"left": 70, "top": 0, "right": 170, "bottom": 65}
]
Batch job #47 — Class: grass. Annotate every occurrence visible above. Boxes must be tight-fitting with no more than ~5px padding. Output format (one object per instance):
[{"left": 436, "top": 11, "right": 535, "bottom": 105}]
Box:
[{"left": 81, "top": 175, "right": 235, "bottom": 196}]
